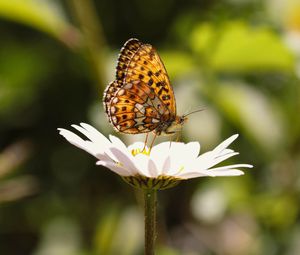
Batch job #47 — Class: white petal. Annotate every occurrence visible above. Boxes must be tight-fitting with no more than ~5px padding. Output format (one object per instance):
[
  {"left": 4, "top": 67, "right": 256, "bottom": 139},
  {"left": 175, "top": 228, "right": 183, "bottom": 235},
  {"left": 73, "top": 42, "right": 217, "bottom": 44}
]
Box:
[
  {"left": 150, "top": 142, "right": 170, "bottom": 173},
  {"left": 96, "top": 161, "right": 132, "bottom": 176},
  {"left": 222, "top": 148, "right": 234, "bottom": 154},
  {"left": 58, "top": 128, "right": 86, "bottom": 149},
  {"left": 194, "top": 152, "right": 239, "bottom": 171},
  {"left": 205, "top": 152, "right": 240, "bottom": 169},
  {"left": 177, "top": 171, "right": 212, "bottom": 179},
  {"left": 58, "top": 128, "right": 100, "bottom": 157},
  {"left": 161, "top": 142, "right": 200, "bottom": 173},
  {"left": 109, "top": 147, "right": 139, "bottom": 175},
  {"left": 109, "top": 135, "right": 128, "bottom": 152},
  {"left": 75, "top": 123, "right": 110, "bottom": 147},
  {"left": 208, "top": 169, "right": 245, "bottom": 176},
  {"left": 185, "top": 142, "right": 201, "bottom": 158},
  {"left": 167, "top": 142, "right": 199, "bottom": 175},
  {"left": 133, "top": 153, "right": 152, "bottom": 177},
  {"left": 161, "top": 156, "right": 171, "bottom": 175},
  {"left": 177, "top": 169, "right": 244, "bottom": 179},
  {"left": 69, "top": 124, "right": 113, "bottom": 158},
  {"left": 213, "top": 134, "right": 239, "bottom": 154},
  {"left": 148, "top": 159, "right": 158, "bottom": 177},
  {"left": 151, "top": 141, "right": 172, "bottom": 155},
  {"left": 128, "top": 142, "right": 146, "bottom": 152},
  {"left": 80, "top": 123, "right": 109, "bottom": 142},
  {"left": 107, "top": 135, "right": 135, "bottom": 162},
  {"left": 59, "top": 125, "right": 251, "bottom": 181},
  {"left": 209, "top": 164, "right": 253, "bottom": 171},
  {"left": 168, "top": 142, "right": 185, "bottom": 154},
  {"left": 79, "top": 124, "right": 116, "bottom": 157}
]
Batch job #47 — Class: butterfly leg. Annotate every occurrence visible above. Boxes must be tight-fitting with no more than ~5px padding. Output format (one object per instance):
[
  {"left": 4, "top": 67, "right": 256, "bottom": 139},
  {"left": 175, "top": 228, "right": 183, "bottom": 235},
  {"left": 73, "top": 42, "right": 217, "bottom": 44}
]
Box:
[
  {"left": 169, "top": 136, "right": 172, "bottom": 149},
  {"left": 142, "top": 133, "right": 149, "bottom": 152},
  {"left": 168, "top": 132, "right": 180, "bottom": 148},
  {"left": 149, "top": 132, "right": 157, "bottom": 151},
  {"left": 176, "top": 130, "right": 181, "bottom": 142}
]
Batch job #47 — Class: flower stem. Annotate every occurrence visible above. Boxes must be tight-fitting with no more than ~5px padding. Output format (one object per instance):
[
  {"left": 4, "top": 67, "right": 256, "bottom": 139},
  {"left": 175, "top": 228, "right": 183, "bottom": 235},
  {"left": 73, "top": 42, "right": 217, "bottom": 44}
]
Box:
[{"left": 144, "top": 188, "right": 157, "bottom": 255}]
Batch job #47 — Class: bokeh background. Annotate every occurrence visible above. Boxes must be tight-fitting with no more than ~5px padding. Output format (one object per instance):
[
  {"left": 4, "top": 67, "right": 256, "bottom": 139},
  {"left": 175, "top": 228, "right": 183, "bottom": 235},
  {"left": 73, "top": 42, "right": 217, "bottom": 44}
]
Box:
[{"left": 1, "top": 0, "right": 300, "bottom": 254}]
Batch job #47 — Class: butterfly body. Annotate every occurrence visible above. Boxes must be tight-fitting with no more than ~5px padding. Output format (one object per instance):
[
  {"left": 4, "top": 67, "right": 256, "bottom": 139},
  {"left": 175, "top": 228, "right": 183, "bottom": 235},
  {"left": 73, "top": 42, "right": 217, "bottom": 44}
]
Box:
[{"left": 103, "top": 38, "right": 186, "bottom": 136}]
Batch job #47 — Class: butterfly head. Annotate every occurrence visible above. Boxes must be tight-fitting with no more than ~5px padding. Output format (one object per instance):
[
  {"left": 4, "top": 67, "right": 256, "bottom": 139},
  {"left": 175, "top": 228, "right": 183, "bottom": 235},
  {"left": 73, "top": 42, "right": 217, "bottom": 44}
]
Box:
[
  {"left": 159, "top": 115, "right": 187, "bottom": 135},
  {"left": 163, "top": 109, "right": 204, "bottom": 135},
  {"left": 176, "top": 115, "right": 188, "bottom": 126}
]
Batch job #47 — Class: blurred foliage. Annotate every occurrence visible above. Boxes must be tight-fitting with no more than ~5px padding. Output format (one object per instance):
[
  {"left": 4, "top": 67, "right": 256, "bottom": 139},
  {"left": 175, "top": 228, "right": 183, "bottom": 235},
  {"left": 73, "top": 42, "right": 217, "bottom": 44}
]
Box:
[
  {"left": 0, "top": 0, "right": 300, "bottom": 254},
  {"left": 190, "top": 22, "right": 294, "bottom": 72}
]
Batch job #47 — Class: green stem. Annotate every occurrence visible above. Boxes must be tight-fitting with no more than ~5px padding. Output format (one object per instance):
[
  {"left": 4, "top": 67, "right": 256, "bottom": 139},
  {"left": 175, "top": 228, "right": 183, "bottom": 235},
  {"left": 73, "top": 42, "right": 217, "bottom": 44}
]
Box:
[{"left": 144, "top": 188, "right": 157, "bottom": 255}]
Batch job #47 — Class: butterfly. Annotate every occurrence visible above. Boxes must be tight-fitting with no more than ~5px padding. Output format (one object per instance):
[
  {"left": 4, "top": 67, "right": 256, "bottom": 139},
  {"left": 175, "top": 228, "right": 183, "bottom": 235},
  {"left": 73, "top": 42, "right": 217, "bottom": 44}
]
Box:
[{"left": 103, "top": 38, "right": 188, "bottom": 140}]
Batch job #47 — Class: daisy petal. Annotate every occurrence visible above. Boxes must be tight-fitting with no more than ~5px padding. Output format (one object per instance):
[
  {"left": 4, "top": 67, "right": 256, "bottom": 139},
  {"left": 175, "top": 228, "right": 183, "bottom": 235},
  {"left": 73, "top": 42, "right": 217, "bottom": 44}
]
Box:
[
  {"left": 161, "top": 156, "right": 171, "bottom": 175},
  {"left": 148, "top": 159, "right": 158, "bottom": 177},
  {"left": 58, "top": 128, "right": 86, "bottom": 149},
  {"left": 96, "top": 161, "right": 132, "bottom": 176},
  {"left": 213, "top": 134, "right": 239, "bottom": 154},
  {"left": 177, "top": 170, "right": 214, "bottom": 179},
  {"left": 109, "top": 147, "right": 139, "bottom": 175},
  {"left": 58, "top": 124, "right": 252, "bottom": 186},
  {"left": 209, "top": 169, "right": 245, "bottom": 176},
  {"left": 109, "top": 135, "right": 128, "bottom": 152},
  {"left": 133, "top": 153, "right": 152, "bottom": 177},
  {"left": 150, "top": 142, "right": 170, "bottom": 173},
  {"left": 128, "top": 142, "right": 146, "bottom": 152},
  {"left": 73, "top": 123, "right": 110, "bottom": 147},
  {"left": 210, "top": 164, "right": 253, "bottom": 171}
]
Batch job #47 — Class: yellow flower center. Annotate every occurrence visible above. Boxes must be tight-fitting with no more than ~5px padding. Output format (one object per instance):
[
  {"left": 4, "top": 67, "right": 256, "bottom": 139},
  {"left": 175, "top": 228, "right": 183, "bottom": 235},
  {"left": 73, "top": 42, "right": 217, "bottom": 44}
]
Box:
[{"left": 131, "top": 147, "right": 150, "bottom": 157}]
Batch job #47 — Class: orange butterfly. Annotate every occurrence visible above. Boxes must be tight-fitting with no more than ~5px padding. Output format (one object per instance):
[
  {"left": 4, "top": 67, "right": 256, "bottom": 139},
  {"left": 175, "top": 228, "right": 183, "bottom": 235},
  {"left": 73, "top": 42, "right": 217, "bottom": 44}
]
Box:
[{"left": 103, "top": 38, "right": 187, "bottom": 143}]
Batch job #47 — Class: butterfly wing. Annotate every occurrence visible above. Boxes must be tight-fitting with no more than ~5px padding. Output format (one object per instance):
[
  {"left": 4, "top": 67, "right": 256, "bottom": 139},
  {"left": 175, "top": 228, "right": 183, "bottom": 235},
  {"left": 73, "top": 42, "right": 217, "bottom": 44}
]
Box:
[
  {"left": 105, "top": 80, "right": 172, "bottom": 133},
  {"left": 103, "top": 38, "right": 176, "bottom": 134},
  {"left": 117, "top": 38, "right": 176, "bottom": 115}
]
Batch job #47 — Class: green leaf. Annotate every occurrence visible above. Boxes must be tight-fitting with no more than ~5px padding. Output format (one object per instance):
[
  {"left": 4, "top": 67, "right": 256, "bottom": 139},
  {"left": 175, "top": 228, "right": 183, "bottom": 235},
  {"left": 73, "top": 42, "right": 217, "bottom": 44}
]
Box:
[
  {"left": 190, "top": 22, "right": 295, "bottom": 72},
  {"left": 160, "top": 51, "right": 195, "bottom": 79},
  {"left": 0, "top": 0, "right": 78, "bottom": 46}
]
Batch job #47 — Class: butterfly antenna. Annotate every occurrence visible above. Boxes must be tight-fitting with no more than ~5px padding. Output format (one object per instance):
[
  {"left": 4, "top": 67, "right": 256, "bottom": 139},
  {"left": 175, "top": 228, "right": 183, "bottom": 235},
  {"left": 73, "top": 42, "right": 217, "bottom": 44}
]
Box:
[
  {"left": 183, "top": 106, "right": 193, "bottom": 117},
  {"left": 183, "top": 108, "right": 206, "bottom": 117}
]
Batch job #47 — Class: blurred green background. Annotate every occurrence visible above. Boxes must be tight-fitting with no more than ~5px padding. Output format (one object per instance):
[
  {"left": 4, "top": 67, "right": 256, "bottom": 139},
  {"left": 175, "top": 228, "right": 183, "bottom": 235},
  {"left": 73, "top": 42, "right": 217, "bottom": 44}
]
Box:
[{"left": 1, "top": 0, "right": 300, "bottom": 254}]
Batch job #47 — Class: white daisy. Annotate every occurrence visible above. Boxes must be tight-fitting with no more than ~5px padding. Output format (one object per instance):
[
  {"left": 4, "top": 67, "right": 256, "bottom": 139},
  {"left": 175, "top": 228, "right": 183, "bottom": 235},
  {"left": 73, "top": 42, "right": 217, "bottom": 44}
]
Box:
[{"left": 58, "top": 123, "right": 252, "bottom": 189}]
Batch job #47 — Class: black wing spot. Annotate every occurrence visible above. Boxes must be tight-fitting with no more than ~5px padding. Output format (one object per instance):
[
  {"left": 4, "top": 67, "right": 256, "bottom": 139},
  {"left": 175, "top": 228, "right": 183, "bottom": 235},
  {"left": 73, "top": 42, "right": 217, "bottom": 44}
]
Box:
[
  {"left": 148, "top": 79, "right": 153, "bottom": 86},
  {"left": 155, "top": 70, "right": 161, "bottom": 76}
]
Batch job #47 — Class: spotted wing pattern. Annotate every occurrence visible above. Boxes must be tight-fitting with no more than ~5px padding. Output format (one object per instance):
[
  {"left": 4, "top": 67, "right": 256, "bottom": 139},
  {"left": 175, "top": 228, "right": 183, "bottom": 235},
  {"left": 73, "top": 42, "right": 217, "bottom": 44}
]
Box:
[{"left": 103, "top": 38, "right": 176, "bottom": 134}]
